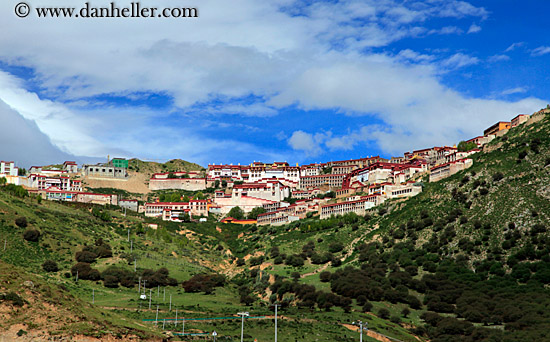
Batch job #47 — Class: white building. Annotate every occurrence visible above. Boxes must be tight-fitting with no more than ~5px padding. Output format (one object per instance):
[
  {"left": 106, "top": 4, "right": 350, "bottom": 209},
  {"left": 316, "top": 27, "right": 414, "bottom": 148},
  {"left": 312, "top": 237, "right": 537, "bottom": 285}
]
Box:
[
  {"left": 0, "top": 161, "right": 18, "bottom": 176},
  {"left": 27, "top": 174, "right": 82, "bottom": 191}
]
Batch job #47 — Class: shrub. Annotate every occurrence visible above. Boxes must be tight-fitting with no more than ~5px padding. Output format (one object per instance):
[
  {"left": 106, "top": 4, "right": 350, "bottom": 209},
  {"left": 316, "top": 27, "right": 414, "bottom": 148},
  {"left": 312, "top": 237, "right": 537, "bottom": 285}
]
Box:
[
  {"left": 362, "top": 301, "right": 373, "bottom": 312},
  {"left": 75, "top": 250, "right": 98, "bottom": 263},
  {"left": 15, "top": 217, "right": 28, "bottom": 228},
  {"left": 328, "top": 242, "right": 344, "bottom": 253},
  {"left": 42, "top": 260, "right": 59, "bottom": 272},
  {"left": 1, "top": 292, "right": 25, "bottom": 306},
  {"left": 479, "top": 188, "right": 489, "bottom": 196},
  {"left": 331, "top": 257, "right": 342, "bottom": 267},
  {"left": 120, "top": 276, "right": 136, "bottom": 288},
  {"left": 492, "top": 172, "right": 504, "bottom": 182},
  {"left": 311, "top": 252, "right": 332, "bottom": 265},
  {"left": 249, "top": 256, "right": 264, "bottom": 266},
  {"left": 390, "top": 316, "right": 401, "bottom": 324},
  {"left": 182, "top": 273, "right": 226, "bottom": 294},
  {"left": 23, "top": 229, "right": 40, "bottom": 242},
  {"left": 103, "top": 275, "right": 119, "bottom": 288},
  {"left": 319, "top": 271, "right": 331, "bottom": 282},
  {"left": 71, "top": 262, "right": 92, "bottom": 278},
  {"left": 378, "top": 307, "right": 390, "bottom": 319},
  {"left": 285, "top": 254, "right": 304, "bottom": 267}
]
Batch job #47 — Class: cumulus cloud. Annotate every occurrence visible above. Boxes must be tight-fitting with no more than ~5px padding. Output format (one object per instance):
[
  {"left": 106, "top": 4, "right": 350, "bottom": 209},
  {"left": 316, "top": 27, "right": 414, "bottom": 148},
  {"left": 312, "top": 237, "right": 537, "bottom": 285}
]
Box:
[
  {"left": 0, "top": 0, "right": 544, "bottom": 165},
  {"left": 271, "top": 55, "right": 545, "bottom": 155},
  {"left": 287, "top": 130, "right": 331, "bottom": 156},
  {"left": 0, "top": 99, "right": 79, "bottom": 167}
]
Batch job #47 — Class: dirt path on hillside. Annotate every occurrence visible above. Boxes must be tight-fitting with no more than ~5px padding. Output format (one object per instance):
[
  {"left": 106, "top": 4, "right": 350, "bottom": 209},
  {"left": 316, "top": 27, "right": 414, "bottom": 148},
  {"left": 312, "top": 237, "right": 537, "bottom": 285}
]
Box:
[
  {"left": 301, "top": 262, "right": 330, "bottom": 278},
  {"left": 342, "top": 323, "right": 405, "bottom": 342}
]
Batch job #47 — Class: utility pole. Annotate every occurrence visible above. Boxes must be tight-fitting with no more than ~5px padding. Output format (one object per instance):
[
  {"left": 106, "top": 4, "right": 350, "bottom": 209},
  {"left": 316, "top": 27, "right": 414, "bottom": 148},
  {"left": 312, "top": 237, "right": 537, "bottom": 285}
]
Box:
[
  {"left": 127, "top": 228, "right": 130, "bottom": 242},
  {"left": 237, "top": 312, "right": 249, "bottom": 342},
  {"left": 134, "top": 259, "right": 136, "bottom": 272},
  {"left": 75, "top": 270, "right": 78, "bottom": 283},
  {"left": 352, "top": 321, "right": 368, "bottom": 342},
  {"left": 138, "top": 277, "right": 141, "bottom": 293},
  {"left": 272, "top": 304, "right": 280, "bottom": 342},
  {"left": 155, "top": 305, "right": 159, "bottom": 326},
  {"left": 149, "top": 288, "right": 152, "bottom": 309},
  {"left": 3, "top": 239, "right": 6, "bottom": 251},
  {"left": 130, "top": 240, "right": 133, "bottom": 252},
  {"left": 169, "top": 294, "right": 172, "bottom": 311},
  {"left": 212, "top": 331, "right": 217, "bottom": 342},
  {"left": 175, "top": 309, "right": 178, "bottom": 327},
  {"left": 92, "top": 289, "right": 95, "bottom": 304},
  {"left": 182, "top": 317, "right": 185, "bottom": 335}
]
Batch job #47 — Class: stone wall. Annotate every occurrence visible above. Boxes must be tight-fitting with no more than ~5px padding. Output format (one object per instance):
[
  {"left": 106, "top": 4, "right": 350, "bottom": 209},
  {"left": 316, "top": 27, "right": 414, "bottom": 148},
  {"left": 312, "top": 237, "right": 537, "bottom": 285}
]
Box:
[{"left": 148, "top": 178, "right": 207, "bottom": 191}]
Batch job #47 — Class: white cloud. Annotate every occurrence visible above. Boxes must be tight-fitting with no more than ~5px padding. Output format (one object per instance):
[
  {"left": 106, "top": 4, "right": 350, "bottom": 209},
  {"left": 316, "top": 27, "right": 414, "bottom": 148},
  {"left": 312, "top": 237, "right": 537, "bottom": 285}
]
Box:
[
  {"left": 271, "top": 55, "right": 545, "bottom": 155},
  {"left": 500, "top": 87, "right": 527, "bottom": 95},
  {"left": 505, "top": 42, "right": 524, "bottom": 52},
  {"left": 488, "top": 54, "right": 510, "bottom": 62},
  {"left": 441, "top": 53, "right": 479, "bottom": 69},
  {"left": 531, "top": 46, "right": 550, "bottom": 57},
  {"left": 287, "top": 130, "right": 331, "bottom": 156},
  {"left": 436, "top": 1, "right": 489, "bottom": 19},
  {"left": 467, "top": 23, "right": 481, "bottom": 34},
  {"left": 396, "top": 49, "right": 435, "bottom": 63},
  {"left": 0, "top": 99, "right": 79, "bottom": 167},
  {"left": 0, "top": 0, "right": 544, "bottom": 165},
  {"left": 288, "top": 131, "right": 319, "bottom": 154},
  {"left": 431, "top": 26, "right": 463, "bottom": 35}
]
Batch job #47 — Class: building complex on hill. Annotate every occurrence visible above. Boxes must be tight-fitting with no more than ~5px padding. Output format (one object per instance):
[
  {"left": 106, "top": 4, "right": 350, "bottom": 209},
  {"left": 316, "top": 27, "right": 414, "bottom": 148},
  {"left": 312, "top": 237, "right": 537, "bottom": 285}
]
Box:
[{"left": 3, "top": 107, "right": 545, "bottom": 224}]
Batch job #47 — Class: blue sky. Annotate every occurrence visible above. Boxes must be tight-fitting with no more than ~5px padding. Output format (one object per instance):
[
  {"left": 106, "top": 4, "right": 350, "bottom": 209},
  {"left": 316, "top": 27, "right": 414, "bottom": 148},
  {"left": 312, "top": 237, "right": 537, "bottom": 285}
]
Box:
[{"left": 0, "top": 0, "right": 548, "bottom": 167}]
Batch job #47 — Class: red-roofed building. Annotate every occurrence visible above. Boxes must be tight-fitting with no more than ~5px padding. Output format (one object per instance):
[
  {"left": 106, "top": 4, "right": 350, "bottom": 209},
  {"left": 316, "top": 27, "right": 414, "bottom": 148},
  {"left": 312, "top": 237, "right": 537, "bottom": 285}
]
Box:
[
  {"left": 29, "top": 187, "right": 118, "bottom": 206},
  {"left": 144, "top": 200, "right": 209, "bottom": 218},
  {"left": 28, "top": 174, "right": 82, "bottom": 191},
  {"left": 320, "top": 195, "right": 380, "bottom": 219},
  {"left": 63, "top": 161, "right": 78, "bottom": 173}
]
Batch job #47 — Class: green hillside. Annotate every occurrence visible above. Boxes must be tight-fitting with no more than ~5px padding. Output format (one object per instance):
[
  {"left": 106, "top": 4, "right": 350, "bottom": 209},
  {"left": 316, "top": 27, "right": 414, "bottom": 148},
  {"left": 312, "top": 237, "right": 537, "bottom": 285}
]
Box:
[
  {"left": 1, "top": 110, "right": 550, "bottom": 341},
  {"left": 128, "top": 158, "right": 205, "bottom": 174}
]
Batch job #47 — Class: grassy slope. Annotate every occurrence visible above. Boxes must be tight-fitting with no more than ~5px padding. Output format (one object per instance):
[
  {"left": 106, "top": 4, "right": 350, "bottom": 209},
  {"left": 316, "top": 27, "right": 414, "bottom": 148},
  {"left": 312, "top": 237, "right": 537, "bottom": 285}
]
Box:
[
  {"left": 128, "top": 158, "right": 205, "bottom": 174},
  {"left": 374, "top": 111, "right": 550, "bottom": 258},
  {"left": 2, "top": 113, "right": 548, "bottom": 341},
  {"left": 0, "top": 260, "right": 160, "bottom": 340}
]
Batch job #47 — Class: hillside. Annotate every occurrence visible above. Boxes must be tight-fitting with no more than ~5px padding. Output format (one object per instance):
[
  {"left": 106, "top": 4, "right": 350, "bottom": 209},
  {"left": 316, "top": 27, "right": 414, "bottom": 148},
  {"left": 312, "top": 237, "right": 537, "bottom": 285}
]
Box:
[
  {"left": 1, "top": 111, "right": 550, "bottom": 341},
  {"left": 82, "top": 158, "right": 205, "bottom": 195},
  {"left": 127, "top": 158, "right": 205, "bottom": 175},
  {"left": 0, "top": 260, "right": 160, "bottom": 341}
]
